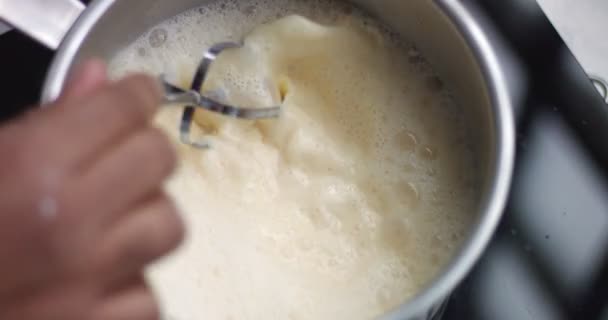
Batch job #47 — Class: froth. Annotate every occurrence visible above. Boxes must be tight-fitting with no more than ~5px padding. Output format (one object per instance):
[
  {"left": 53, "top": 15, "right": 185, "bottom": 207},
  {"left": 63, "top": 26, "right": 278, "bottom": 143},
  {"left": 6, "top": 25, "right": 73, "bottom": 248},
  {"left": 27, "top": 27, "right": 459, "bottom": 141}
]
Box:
[{"left": 108, "top": 1, "right": 479, "bottom": 320}]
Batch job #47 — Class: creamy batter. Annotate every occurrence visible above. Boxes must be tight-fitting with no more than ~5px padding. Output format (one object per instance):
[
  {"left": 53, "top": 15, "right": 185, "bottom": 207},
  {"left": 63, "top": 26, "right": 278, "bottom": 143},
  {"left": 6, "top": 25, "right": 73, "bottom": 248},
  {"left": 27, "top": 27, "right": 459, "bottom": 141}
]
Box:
[{"left": 109, "top": 1, "right": 479, "bottom": 319}]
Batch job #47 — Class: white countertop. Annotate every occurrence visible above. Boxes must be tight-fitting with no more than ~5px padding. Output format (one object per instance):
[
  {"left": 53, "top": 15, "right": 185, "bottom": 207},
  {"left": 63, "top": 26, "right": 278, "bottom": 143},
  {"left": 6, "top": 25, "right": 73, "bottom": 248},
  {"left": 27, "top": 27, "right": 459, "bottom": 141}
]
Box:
[{"left": 537, "top": 0, "right": 608, "bottom": 82}]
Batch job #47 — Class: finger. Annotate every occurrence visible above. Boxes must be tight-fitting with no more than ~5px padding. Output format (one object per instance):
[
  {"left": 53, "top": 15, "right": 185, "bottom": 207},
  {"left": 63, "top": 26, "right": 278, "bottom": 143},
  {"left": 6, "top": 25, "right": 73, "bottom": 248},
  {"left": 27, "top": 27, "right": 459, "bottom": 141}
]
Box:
[
  {"left": 39, "top": 74, "right": 163, "bottom": 169},
  {"left": 60, "top": 59, "right": 108, "bottom": 101},
  {"left": 72, "top": 127, "right": 176, "bottom": 224},
  {"left": 105, "top": 272, "right": 147, "bottom": 294},
  {"left": 7, "top": 60, "right": 109, "bottom": 177},
  {"left": 91, "top": 281, "right": 160, "bottom": 320},
  {"left": 97, "top": 194, "right": 184, "bottom": 284}
]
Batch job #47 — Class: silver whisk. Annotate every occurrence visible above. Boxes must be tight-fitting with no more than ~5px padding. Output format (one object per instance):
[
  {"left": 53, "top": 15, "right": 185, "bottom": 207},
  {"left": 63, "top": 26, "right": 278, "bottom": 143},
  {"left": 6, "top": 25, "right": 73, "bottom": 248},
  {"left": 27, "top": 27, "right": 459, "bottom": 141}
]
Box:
[{"left": 161, "top": 42, "right": 281, "bottom": 148}]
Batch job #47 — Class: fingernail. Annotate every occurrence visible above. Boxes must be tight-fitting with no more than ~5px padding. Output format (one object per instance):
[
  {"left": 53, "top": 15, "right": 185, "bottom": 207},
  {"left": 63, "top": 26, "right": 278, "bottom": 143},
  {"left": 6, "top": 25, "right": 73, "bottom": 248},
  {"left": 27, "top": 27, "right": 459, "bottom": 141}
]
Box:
[
  {"left": 67, "top": 61, "right": 89, "bottom": 84},
  {"left": 67, "top": 58, "right": 107, "bottom": 84}
]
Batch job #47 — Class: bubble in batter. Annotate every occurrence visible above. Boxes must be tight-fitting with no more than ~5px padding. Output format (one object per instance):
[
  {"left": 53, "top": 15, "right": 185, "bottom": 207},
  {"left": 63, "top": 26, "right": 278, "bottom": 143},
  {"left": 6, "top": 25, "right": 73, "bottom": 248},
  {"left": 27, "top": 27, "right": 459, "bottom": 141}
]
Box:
[{"left": 149, "top": 28, "right": 168, "bottom": 48}]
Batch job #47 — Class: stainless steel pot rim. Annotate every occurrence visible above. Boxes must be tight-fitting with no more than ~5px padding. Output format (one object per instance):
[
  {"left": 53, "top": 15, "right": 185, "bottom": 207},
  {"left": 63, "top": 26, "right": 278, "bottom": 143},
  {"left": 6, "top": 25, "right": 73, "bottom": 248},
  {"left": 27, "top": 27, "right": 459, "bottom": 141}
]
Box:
[
  {"left": 42, "top": 0, "right": 113, "bottom": 103},
  {"left": 382, "top": 1, "right": 515, "bottom": 318},
  {"left": 41, "top": 1, "right": 516, "bottom": 318}
]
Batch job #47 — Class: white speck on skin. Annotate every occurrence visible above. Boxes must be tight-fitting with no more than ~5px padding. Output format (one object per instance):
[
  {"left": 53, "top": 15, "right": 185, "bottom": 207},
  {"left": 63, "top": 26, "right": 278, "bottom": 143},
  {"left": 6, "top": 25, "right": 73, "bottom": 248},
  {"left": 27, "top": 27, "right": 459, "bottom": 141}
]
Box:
[{"left": 39, "top": 196, "right": 58, "bottom": 221}]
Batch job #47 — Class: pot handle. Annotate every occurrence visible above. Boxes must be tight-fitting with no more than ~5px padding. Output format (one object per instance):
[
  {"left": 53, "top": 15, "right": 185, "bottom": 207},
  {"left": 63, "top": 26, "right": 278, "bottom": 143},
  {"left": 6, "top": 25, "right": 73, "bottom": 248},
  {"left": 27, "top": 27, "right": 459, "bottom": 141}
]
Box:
[{"left": 0, "top": 0, "right": 85, "bottom": 49}]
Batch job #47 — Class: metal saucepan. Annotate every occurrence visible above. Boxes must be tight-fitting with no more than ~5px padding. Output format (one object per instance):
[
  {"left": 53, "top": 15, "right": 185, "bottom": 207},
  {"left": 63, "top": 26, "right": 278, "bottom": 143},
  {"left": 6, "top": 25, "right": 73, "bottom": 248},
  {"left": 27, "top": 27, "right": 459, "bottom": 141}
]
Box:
[{"left": 0, "top": 0, "right": 516, "bottom": 319}]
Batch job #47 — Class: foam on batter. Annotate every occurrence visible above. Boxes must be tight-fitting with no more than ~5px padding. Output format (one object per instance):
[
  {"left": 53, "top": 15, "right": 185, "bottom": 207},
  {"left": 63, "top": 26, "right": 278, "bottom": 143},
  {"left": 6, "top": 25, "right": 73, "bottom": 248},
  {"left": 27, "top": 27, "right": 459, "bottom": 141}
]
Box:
[{"left": 109, "top": 1, "right": 479, "bottom": 319}]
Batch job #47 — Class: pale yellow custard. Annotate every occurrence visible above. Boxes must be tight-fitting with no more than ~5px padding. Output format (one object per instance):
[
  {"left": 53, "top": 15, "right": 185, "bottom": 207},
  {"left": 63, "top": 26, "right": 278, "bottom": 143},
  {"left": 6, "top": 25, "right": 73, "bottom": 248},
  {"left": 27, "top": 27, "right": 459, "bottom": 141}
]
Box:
[{"left": 109, "top": 1, "right": 479, "bottom": 319}]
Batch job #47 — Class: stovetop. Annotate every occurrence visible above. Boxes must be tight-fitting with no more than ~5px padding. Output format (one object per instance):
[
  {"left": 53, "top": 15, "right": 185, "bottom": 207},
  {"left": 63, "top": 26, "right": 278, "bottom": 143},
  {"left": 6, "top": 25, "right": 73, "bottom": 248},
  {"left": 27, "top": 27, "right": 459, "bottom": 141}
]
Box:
[
  {"left": 444, "top": 1, "right": 608, "bottom": 319},
  {"left": 0, "top": 1, "right": 607, "bottom": 319}
]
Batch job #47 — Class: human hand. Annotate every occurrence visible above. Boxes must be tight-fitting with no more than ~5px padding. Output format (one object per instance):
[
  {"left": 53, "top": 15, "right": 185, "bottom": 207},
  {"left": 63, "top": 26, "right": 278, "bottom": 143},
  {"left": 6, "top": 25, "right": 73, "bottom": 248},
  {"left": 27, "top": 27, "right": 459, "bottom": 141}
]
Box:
[{"left": 0, "top": 60, "right": 183, "bottom": 319}]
